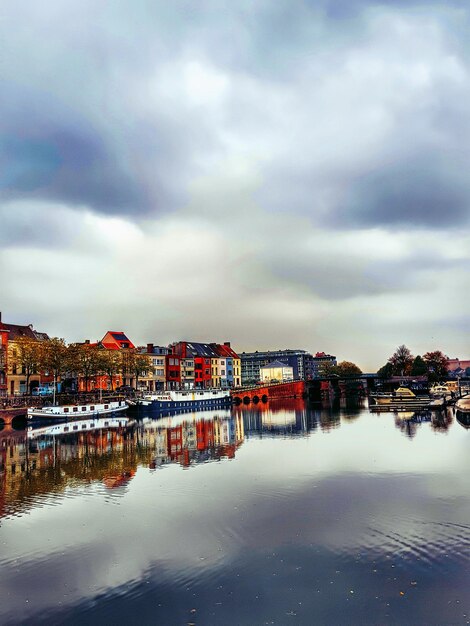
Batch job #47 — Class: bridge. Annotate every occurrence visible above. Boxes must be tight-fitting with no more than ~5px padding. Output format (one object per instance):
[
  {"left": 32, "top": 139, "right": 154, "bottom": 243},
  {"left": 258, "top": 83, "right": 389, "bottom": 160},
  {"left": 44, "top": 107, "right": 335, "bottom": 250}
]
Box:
[
  {"left": 231, "top": 380, "right": 306, "bottom": 404},
  {"left": 0, "top": 407, "right": 27, "bottom": 425}
]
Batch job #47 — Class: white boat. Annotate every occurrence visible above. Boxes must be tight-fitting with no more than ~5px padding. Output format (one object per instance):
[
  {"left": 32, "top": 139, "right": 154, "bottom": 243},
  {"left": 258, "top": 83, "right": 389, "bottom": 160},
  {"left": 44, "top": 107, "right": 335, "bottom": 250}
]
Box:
[
  {"left": 28, "top": 416, "right": 131, "bottom": 438},
  {"left": 141, "top": 389, "right": 231, "bottom": 411},
  {"left": 430, "top": 383, "right": 455, "bottom": 397},
  {"left": 455, "top": 396, "right": 470, "bottom": 413},
  {"left": 27, "top": 400, "right": 128, "bottom": 420},
  {"left": 370, "top": 387, "right": 423, "bottom": 406}
]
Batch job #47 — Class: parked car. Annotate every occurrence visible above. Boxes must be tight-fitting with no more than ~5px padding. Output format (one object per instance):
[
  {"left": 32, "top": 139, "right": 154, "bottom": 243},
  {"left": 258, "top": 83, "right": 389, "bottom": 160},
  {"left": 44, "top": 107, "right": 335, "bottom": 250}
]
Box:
[{"left": 31, "top": 386, "right": 54, "bottom": 396}]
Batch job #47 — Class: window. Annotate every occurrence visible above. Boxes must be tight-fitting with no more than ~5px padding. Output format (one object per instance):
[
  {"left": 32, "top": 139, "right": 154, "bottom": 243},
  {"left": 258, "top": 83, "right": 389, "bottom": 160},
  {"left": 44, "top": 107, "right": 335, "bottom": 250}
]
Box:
[
  {"left": 82, "top": 406, "right": 87, "bottom": 411},
  {"left": 90, "top": 406, "right": 95, "bottom": 411},
  {"left": 63, "top": 407, "right": 69, "bottom": 413},
  {"left": 73, "top": 407, "right": 78, "bottom": 412}
]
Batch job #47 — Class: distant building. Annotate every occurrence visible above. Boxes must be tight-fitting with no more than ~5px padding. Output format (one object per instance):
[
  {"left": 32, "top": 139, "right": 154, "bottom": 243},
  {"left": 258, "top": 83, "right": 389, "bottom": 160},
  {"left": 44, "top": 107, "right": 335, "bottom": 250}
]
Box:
[
  {"left": 260, "top": 360, "right": 294, "bottom": 383},
  {"left": 310, "top": 352, "right": 337, "bottom": 378},
  {"left": 447, "top": 358, "right": 470, "bottom": 377},
  {"left": 211, "top": 342, "right": 242, "bottom": 388},
  {"left": 0, "top": 316, "right": 8, "bottom": 396},
  {"left": 240, "top": 349, "right": 312, "bottom": 385},
  {"left": 138, "top": 344, "right": 169, "bottom": 391},
  {"left": 171, "top": 341, "right": 241, "bottom": 388}
]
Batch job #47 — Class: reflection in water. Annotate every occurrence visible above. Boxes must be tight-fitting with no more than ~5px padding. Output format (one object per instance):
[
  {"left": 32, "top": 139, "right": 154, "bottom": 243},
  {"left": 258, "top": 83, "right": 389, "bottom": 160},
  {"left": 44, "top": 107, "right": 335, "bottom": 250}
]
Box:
[
  {"left": 0, "top": 400, "right": 469, "bottom": 626},
  {"left": 0, "top": 411, "right": 244, "bottom": 520},
  {"left": 239, "top": 398, "right": 342, "bottom": 437}
]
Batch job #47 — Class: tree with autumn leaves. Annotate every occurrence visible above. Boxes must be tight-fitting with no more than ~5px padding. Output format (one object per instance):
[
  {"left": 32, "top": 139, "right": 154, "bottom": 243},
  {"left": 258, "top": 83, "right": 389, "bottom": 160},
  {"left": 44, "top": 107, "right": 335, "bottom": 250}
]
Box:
[{"left": 377, "top": 345, "right": 449, "bottom": 381}]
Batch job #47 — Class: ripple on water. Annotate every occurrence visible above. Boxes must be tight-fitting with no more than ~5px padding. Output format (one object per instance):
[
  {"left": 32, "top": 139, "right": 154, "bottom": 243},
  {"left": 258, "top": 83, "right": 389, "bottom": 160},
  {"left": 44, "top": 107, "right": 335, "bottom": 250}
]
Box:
[{"left": 363, "top": 517, "right": 470, "bottom": 573}]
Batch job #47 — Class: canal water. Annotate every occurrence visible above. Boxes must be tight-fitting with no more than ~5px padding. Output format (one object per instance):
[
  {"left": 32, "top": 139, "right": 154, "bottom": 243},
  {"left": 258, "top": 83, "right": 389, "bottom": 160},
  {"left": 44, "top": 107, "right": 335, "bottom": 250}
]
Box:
[{"left": 0, "top": 401, "right": 469, "bottom": 625}]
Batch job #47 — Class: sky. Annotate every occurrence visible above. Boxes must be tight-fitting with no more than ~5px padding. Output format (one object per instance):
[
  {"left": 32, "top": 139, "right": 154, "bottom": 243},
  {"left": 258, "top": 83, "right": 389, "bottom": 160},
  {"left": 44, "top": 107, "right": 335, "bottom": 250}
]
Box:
[{"left": 1, "top": 0, "right": 469, "bottom": 371}]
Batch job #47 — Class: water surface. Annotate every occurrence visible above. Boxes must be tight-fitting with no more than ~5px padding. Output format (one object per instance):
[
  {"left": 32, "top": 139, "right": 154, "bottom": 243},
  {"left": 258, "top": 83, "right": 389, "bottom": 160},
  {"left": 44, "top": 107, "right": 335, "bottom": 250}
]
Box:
[{"left": 0, "top": 401, "right": 469, "bottom": 625}]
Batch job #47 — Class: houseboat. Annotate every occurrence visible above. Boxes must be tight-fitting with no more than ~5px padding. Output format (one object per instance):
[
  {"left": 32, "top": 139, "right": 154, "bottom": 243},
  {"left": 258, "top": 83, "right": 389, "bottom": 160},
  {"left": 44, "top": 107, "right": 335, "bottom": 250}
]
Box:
[
  {"left": 140, "top": 389, "right": 231, "bottom": 411},
  {"left": 27, "top": 400, "right": 128, "bottom": 421}
]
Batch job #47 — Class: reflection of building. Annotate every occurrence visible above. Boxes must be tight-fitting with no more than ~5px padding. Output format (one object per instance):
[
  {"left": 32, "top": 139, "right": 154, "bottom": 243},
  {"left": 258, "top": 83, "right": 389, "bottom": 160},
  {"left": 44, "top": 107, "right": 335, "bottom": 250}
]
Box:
[{"left": 0, "top": 412, "right": 245, "bottom": 520}]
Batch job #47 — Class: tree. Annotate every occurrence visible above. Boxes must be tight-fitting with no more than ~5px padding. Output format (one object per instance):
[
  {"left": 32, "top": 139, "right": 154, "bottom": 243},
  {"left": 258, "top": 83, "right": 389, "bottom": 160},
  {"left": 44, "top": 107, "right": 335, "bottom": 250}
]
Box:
[
  {"left": 335, "top": 361, "right": 362, "bottom": 377},
  {"left": 318, "top": 362, "right": 338, "bottom": 378},
  {"left": 121, "top": 349, "right": 154, "bottom": 389},
  {"left": 423, "top": 351, "right": 449, "bottom": 381},
  {"left": 377, "top": 362, "right": 393, "bottom": 379},
  {"left": 410, "top": 355, "right": 427, "bottom": 376},
  {"left": 101, "top": 350, "right": 121, "bottom": 391},
  {"left": 70, "top": 343, "right": 107, "bottom": 392},
  {"left": 41, "top": 338, "right": 69, "bottom": 384},
  {"left": 388, "top": 345, "right": 414, "bottom": 376},
  {"left": 14, "top": 336, "right": 44, "bottom": 393}
]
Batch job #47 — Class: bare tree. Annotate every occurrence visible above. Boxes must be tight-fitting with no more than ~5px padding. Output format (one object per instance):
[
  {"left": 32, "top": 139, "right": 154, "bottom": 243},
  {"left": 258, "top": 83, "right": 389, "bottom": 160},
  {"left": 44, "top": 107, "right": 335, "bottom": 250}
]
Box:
[{"left": 388, "top": 345, "right": 414, "bottom": 376}]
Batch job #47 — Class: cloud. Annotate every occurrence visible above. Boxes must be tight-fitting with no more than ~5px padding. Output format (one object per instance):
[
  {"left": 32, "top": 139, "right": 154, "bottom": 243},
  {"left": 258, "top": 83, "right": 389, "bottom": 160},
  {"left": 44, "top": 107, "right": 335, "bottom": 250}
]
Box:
[{"left": 1, "top": 0, "right": 469, "bottom": 367}]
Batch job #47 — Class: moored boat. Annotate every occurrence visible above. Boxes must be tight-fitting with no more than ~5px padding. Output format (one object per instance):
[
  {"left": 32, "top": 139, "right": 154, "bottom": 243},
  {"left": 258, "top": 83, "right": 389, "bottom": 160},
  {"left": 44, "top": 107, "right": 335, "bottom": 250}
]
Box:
[
  {"left": 455, "top": 396, "right": 470, "bottom": 413},
  {"left": 27, "top": 400, "right": 128, "bottom": 420},
  {"left": 370, "top": 386, "right": 430, "bottom": 411},
  {"left": 429, "top": 383, "right": 456, "bottom": 397},
  {"left": 141, "top": 389, "right": 231, "bottom": 411},
  {"left": 370, "top": 387, "right": 424, "bottom": 405}
]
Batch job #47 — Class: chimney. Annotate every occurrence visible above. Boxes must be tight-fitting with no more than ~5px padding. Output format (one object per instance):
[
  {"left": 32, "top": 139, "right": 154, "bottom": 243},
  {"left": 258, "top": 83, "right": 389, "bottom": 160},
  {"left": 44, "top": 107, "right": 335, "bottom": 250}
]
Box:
[
  {"left": 147, "top": 343, "right": 154, "bottom": 353},
  {"left": 0, "top": 312, "right": 2, "bottom": 323},
  {"left": 85, "top": 339, "right": 90, "bottom": 344},
  {"left": 224, "top": 341, "right": 231, "bottom": 348}
]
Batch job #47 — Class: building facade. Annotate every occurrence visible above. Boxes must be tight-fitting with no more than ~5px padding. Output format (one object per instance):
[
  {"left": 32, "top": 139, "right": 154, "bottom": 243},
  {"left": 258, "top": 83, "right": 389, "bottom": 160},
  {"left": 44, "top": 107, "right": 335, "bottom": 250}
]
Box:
[
  {"left": 260, "top": 360, "right": 294, "bottom": 383},
  {"left": 240, "top": 349, "right": 311, "bottom": 385},
  {"left": 310, "top": 352, "right": 337, "bottom": 378},
  {"left": 0, "top": 314, "right": 50, "bottom": 395}
]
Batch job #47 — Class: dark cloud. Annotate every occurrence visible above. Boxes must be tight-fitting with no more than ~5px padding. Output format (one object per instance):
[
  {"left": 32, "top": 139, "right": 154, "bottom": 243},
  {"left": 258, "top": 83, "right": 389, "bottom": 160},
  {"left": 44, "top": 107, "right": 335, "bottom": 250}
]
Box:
[
  {"left": 0, "top": 84, "right": 148, "bottom": 214},
  {"left": 335, "top": 155, "right": 470, "bottom": 228}
]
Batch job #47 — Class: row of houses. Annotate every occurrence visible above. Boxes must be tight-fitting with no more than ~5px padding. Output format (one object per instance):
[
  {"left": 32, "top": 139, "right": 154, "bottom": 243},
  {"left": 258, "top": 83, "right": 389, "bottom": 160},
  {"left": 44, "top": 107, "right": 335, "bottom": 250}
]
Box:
[
  {"left": 0, "top": 312, "right": 338, "bottom": 396},
  {"left": 0, "top": 315, "right": 244, "bottom": 394}
]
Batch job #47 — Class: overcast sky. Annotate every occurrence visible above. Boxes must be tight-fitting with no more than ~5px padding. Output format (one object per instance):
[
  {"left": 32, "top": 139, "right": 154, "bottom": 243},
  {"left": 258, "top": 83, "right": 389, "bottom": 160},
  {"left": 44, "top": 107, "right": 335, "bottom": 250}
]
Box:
[{"left": 1, "top": 0, "right": 469, "bottom": 370}]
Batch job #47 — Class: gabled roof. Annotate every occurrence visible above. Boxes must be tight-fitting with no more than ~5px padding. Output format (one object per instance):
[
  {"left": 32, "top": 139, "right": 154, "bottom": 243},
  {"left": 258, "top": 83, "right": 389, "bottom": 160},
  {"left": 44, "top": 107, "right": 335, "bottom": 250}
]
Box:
[
  {"left": 211, "top": 343, "right": 240, "bottom": 359},
  {"left": 101, "top": 331, "right": 135, "bottom": 349},
  {"left": 260, "top": 360, "right": 293, "bottom": 369},
  {"left": 180, "top": 342, "right": 219, "bottom": 358},
  {"left": 0, "top": 323, "right": 49, "bottom": 341}
]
